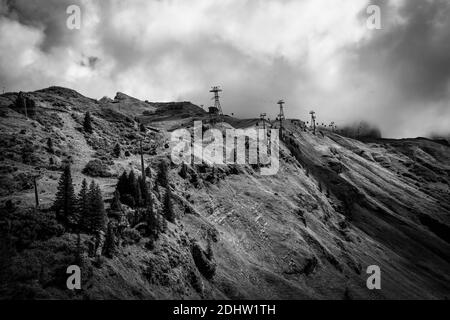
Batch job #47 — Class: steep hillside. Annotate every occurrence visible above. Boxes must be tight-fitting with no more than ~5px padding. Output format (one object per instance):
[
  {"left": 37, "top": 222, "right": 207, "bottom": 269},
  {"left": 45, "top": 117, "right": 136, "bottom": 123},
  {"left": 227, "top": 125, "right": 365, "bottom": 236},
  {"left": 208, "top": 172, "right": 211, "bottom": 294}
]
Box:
[{"left": 0, "top": 87, "right": 449, "bottom": 300}]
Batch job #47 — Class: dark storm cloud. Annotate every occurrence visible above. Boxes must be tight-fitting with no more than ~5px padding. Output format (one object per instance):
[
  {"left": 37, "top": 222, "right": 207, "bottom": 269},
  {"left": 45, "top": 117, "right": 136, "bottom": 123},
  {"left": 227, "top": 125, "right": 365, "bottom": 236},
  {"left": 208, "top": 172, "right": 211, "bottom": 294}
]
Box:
[
  {"left": 80, "top": 55, "right": 100, "bottom": 69},
  {"left": 0, "top": 0, "right": 449, "bottom": 138},
  {"left": 2, "top": 0, "right": 83, "bottom": 51},
  {"left": 356, "top": 0, "right": 450, "bottom": 103}
]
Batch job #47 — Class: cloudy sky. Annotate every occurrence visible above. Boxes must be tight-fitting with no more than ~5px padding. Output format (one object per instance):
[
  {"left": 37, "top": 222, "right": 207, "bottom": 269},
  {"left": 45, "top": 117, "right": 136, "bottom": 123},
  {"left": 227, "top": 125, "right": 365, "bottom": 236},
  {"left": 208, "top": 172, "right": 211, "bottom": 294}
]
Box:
[{"left": 1, "top": 0, "right": 449, "bottom": 138}]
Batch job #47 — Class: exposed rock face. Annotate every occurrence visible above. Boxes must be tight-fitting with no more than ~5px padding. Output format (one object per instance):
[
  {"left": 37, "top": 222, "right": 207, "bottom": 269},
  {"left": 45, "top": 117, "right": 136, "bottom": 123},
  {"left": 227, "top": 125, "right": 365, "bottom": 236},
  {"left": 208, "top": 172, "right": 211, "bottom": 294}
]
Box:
[
  {"left": 99, "top": 96, "right": 113, "bottom": 104},
  {"left": 114, "top": 92, "right": 136, "bottom": 101},
  {"left": 0, "top": 86, "right": 449, "bottom": 300}
]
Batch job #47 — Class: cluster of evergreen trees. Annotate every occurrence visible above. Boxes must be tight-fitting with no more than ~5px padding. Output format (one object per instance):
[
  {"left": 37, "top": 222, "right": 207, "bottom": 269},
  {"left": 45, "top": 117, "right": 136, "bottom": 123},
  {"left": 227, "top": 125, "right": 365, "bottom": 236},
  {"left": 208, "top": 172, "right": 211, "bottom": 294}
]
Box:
[
  {"left": 115, "top": 160, "right": 175, "bottom": 230},
  {"left": 116, "top": 170, "right": 150, "bottom": 208},
  {"left": 53, "top": 159, "right": 176, "bottom": 258},
  {"left": 156, "top": 160, "right": 175, "bottom": 222},
  {"left": 83, "top": 112, "right": 93, "bottom": 134},
  {"left": 52, "top": 165, "right": 106, "bottom": 234}
]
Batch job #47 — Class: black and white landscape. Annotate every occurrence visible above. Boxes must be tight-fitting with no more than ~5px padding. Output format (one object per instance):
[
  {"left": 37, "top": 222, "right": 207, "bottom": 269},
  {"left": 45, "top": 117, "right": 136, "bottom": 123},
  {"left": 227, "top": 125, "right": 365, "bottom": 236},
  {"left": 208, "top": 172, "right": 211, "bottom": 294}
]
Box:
[{"left": 0, "top": 0, "right": 449, "bottom": 300}]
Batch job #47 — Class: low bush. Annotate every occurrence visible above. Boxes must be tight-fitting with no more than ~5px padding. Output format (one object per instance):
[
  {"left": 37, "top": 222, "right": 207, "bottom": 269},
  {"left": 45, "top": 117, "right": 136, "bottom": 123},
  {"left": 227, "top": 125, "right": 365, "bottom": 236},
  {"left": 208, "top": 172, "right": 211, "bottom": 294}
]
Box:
[
  {"left": 82, "top": 159, "right": 112, "bottom": 178},
  {"left": 122, "top": 228, "right": 141, "bottom": 245},
  {"left": 0, "top": 208, "right": 64, "bottom": 251},
  {"left": 191, "top": 242, "right": 216, "bottom": 279}
]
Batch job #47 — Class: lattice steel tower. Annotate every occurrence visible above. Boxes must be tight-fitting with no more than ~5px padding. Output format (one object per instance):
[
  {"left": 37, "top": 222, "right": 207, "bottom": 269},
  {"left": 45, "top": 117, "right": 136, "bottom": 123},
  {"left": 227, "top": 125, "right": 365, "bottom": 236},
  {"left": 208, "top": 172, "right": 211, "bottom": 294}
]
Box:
[
  {"left": 277, "top": 100, "right": 285, "bottom": 132},
  {"left": 260, "top": 113, "right": 267, "bottom": 130},
  {"left": 309, "top": 110, "right": 316, "bottom": 134},
  {"left": 210, "top": 86, "right": 223, "bottom": 116}
]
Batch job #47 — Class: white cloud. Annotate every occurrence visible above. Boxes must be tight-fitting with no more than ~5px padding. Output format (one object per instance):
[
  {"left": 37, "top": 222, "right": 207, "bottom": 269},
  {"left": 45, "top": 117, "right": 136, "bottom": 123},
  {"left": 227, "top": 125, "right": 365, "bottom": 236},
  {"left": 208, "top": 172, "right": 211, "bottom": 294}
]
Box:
[{"left": 1, "top": 0, "right": 449, "bottom": 138}]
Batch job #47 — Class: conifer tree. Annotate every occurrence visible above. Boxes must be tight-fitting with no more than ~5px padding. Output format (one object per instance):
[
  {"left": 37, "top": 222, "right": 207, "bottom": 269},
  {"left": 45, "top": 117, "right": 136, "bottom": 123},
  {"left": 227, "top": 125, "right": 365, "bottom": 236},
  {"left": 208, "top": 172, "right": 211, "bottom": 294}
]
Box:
[
  {"left": 179, "top": 162, "right": 188, "bottom": 179},
  {"left": 127, "top": 170, "right": 141, "bottom": 207},
  {"left": 116, "top": 171, "right": 128, "bottom": 198},
  {"left": 163, "top": 188, "right": 175, "bottom": 223},
  {"left": 138, "top": 176, "right": 150, "bottom": 207},
  {"left": 53, "top": 164, "right": 77, "bottom": 228},
  {"left": 103, "top": 222, "right": 116, "bottom": 258},
  {"left": 21, "top": 142, "right": 34, "bottom": 164},
  {"left": 47, "top": 137, "right": 54, "bottom": 154},
  {"left": 87, "top": 181, "right": 106, "bottom": 233},
  {"left": 75, "top": 233, "right": 84, "bottom": 267},
  {"left": 83, "top": 112, "right": 93, "bottom": 134},
  {"left": 77, "top": 178, "right": 89, "bottom": 231},
  {"left": 190, "top": 170, "right": 200, "bottom": 188},
  {"left": 157, "top": 160, "right": 169, "bottom": 188},
  {"left": 144, "top": 202, "right": 159, "bottom": 239},
  {"left": 127, "top": 170, "right": 137, "bottom": 195},
  {"left": 135, "top": 182, "right": 142, "bottom": 207},
  {"left": 113, "top": 143, "right": 121, "bottom": 158},
  {"left": 145, "top": 166, "right": 152, "bottom": 179},
  {"left": 110, "top": 189, "right": 122, "bottom": 212},
  {"left": 86, "top": 180, "right": 96, "bottom": 231}
]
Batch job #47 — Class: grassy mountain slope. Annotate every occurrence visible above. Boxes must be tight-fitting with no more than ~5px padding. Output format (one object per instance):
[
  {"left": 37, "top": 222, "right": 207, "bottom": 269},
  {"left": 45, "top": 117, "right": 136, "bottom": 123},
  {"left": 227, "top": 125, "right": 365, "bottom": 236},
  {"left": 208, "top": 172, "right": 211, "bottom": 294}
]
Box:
[{"left": 0, "top": 87, "right": 448, "bottom": 299}]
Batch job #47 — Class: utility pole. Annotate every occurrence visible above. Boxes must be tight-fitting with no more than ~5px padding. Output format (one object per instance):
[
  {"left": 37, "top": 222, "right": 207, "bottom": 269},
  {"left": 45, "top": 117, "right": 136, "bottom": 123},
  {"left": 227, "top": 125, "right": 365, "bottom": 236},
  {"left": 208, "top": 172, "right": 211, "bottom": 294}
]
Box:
[
  {"left": 33, "top": 176, "right": 39, "bottom": 208},
  {"left": 277, "top": 100, "right": 285, "bottom": 135},
  {"left": 23, "top": 95, "right": 28, "bottom": 119},
  {"left": 140, "top": 139, "right": 145, "bottom": 180},
  {"left": 309, "top": 110, "right": 316, "bottom": 135}
]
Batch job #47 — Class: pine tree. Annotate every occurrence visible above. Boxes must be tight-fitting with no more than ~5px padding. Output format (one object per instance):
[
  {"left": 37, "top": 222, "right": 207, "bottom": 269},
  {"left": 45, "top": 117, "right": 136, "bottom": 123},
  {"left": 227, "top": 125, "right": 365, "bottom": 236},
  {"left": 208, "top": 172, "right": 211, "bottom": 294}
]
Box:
[
  {"left": 116, "top": 171, "right": 128, "bottom": 198},
  {"left": 190, "top": 170, "right": 200, "bottom": 188},
  {"left": 103, "top": 222, "right": 116, "bottom": 258},
  {"left": 139, "top": 123, "right": 146, "bottom": 132},
  {"left": 83, "top": 112, "right": 93, "bottom": 134},
  {"left": 163, "top": 188, "right": 175, "bottom": 223},
  {"left": 127, "top": 170, "right": 137, "bottom": 195},
  {"left": 127, "top": 170, "right": 141, "bottom": 207},
  {"left": 53, "top": 164, "right": 77, "bottom": 228},
  {"left": 47, "top": 137, "right": 54, "bottom": 154},
  {"left": 21, "top": 142, "right": 34, "bottom": 164},
  {"left": 77, "top": 178, "right": 89, "bottom": 231},
  {"left": 75, "top": 233, "right": 84, "bottom": 267},
  {"left": 138, "top": 176, "right": 150, "bottom": 207},
  {"left": 179, "top": 162, "right": 188, "bottom": 179},
  {"left": 135, "top": 182, "right": 142, "bottom": 207},
  {"left": 122, "top": 193, "right": 135, "bottom": 208},
  {"left": 110, "top": 189, "right": 122, "bottom": 212},
  {"left": 157, "top": 160, "right": 169, "bottom": 188},
  {"left": 113, "top": 143, "right": 121, "bottom": 158},
  {"left": 144, "top": 202, "right": 158, "bottom": 239},
  {"left": 87, "top": 181, "right": 106, "bottom": 233},
  {"left": 86, "top": 180, "right": 96, "bottom": 231},
  {"left": 145, "top": 166, "right": 152, "bottom": 179}
]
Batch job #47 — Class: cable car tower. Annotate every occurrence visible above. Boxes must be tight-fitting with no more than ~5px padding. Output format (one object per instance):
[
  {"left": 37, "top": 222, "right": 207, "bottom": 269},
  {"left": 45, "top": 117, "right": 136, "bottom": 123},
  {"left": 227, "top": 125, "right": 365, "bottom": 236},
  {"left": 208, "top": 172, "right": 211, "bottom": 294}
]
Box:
[
  {"left": 210, "top": 86, "right": 223, "bottom": 120},
  {"left": 277, "top": 99, "right": 285, "bottom": 133},
  {"left": 309, "top": 110, "right": 316, "bottom": 135},
  {"left": 260, "top": 113, "right": 267, "bottom": 130}
]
